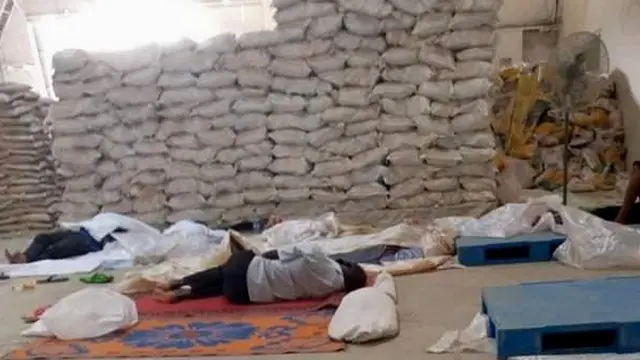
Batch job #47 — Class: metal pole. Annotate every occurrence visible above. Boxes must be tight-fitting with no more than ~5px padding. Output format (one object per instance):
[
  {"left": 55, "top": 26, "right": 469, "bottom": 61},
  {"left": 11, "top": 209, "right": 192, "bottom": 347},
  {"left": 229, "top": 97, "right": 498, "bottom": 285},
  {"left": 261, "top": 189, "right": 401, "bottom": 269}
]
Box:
[{"left": 562, "top": 109, "right": 570, "bottom": 206}]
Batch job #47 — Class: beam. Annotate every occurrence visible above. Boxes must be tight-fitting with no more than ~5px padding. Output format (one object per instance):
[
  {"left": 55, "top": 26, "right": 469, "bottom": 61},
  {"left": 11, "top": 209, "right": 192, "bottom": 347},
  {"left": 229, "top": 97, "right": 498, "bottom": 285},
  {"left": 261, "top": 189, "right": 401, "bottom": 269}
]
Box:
[{"left": 0, "top": 0, "right": 15, "bottom": 42}]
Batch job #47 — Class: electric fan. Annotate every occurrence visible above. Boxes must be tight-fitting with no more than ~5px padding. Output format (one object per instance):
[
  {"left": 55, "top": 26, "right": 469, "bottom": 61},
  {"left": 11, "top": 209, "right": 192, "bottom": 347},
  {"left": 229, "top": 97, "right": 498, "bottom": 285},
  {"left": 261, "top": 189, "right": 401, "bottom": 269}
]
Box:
[{"left": 542, "top": 31, "right": 610, "bottom": 205}]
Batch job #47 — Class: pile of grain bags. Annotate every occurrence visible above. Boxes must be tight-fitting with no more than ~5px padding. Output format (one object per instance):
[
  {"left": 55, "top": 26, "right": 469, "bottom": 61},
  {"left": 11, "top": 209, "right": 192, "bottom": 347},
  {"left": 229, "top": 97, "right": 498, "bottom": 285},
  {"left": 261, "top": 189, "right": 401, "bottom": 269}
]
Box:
[
  {"left": 49, "top": 0, "right": 501, "bottom": 226},
  {"left": 273, "top": 0, "right": 500, "bottom": 210},
  {"left": 0, "top": 82, "right": 60, "bottom": 237}
]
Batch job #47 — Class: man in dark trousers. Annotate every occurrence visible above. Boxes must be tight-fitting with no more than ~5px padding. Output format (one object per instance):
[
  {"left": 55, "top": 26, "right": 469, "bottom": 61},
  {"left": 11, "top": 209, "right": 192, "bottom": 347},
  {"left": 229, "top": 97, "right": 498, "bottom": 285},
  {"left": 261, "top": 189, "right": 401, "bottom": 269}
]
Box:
[
  {"left": 153, "top": 243, "right": 368, "bottom": 304},
  {"left": 4, "top": 227, "right": 126, "bottom": 263}
]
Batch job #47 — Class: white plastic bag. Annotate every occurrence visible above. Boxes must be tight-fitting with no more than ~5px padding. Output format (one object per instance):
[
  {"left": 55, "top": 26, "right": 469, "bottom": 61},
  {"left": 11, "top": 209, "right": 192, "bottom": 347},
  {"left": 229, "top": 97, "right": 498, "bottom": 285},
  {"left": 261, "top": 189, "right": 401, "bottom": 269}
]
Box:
[
  {"left": 328, "top": 272, "right": 398, "bottom": 343},
  {"left": 427, "top": 312, "right": 494, "bottom": 354},
  {"left": 457, "top": 196, "right": 562, "bottom": 238},
  {"left": 552, "top": 205, "right": 640, "bottom": 269},
  {"left": 30, "top": 288, "right": 138, "bottom": 340},
  {"left": 162, "top": 220, "right": 226, "bottom": 259},
  {"left": 257, "top": 212, "right": 341, "bottom": 249}
]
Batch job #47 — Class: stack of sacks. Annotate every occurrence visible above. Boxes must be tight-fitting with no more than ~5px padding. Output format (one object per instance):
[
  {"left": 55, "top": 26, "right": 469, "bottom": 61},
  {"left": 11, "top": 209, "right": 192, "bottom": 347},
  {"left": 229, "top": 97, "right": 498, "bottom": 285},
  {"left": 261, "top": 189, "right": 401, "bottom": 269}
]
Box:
[
  {"left": 157, "top": 40, "right": 215, "bottom": 225},
  {"left": 49, "top": 0, "right": 501, "bottom": 226},
  {"left": 51, "top": 46, "right": 159, "bottom": 223},
  {"left": 375, "top": 0, "right": 499, "bottom": 208},
  {"left": 0, "top": 83, "right": 60, "bottom": 236},
  {"left": 273, "top": 0, "right": 500, "bottom": 212},
  {"left": 274, "top": 0, "right": 388, "bottom": 215}
]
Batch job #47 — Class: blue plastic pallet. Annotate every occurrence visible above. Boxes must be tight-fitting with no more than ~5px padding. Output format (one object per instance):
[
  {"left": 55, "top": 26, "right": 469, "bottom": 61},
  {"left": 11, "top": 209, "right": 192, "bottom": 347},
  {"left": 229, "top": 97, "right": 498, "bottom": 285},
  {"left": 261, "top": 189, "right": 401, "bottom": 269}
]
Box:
[
  {"left": 482, "top": 276, "right": 640, "bottom": 360},
  {"left": 456, "top": 231, "right": 566, "bottom": 266}
]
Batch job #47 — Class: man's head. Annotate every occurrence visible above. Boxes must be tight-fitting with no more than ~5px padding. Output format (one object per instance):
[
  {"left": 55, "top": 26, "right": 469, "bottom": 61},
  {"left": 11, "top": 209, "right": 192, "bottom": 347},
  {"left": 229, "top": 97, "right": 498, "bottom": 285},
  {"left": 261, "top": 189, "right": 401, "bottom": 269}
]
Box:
[{"left": 336, "top": 259, "right": 367, "bottom": 292}]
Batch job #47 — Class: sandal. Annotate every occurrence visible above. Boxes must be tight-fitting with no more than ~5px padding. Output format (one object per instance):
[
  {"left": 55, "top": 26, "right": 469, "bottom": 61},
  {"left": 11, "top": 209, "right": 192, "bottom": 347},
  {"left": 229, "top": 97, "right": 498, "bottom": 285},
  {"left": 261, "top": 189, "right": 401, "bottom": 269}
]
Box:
[
  {"left": 79, "top": 272, "right": 114, "bottom": 284},
  {"left": 36, "top": 275, "right": 69, "bottom": 284}
]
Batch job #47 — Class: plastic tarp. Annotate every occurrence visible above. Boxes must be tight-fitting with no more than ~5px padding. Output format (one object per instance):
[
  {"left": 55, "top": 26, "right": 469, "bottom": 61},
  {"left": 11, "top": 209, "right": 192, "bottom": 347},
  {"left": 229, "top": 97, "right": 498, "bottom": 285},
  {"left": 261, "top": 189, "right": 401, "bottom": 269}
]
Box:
[
  {"left": 435, "top": 195, "right": 640, "bottom": 270},
  {"left": 113, "top": 230, "right": 234, "bottom": 295},
  {"left": 237, "top": 216, "right": 458, "bottom": 276},
  {"left": 115, "top": 214, "right": 459, "bottom": 294}
]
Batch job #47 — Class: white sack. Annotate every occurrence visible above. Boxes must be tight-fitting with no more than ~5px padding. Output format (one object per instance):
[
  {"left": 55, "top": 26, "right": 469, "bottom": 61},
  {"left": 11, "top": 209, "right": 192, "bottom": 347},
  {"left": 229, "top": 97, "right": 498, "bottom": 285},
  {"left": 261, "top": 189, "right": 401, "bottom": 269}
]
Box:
[
  {"left": 274, "top": 2, "right": 336, "bottom": 24},
  {"left": 413, "top": 13, "right": 451, "bottom": 36},
  {"left": 33, "top": 288, "right": 138, "bottom": 340},
  {"left": 389, "top": 0, "right": 441, "bottom": 15},
  {"left": 344, "top": 12, "right": 382, "bottom": 36},
  {"left": 382, "top": 65, "right": 435, "bottom": 84},
  {"left": 269, "top": 39, "right": 333, "bottom": 59},
  {"left": 419, "top": 45, "right": 456, "bottom": 70},
  {"left": 328, "top": 272, "right": 398, "bottom": 343},
  {"left": 440, "top": 28, "right": 495, "bottom": 50},
  {"left": 336, "top": 0, "right": 392, "bottom": 18}
]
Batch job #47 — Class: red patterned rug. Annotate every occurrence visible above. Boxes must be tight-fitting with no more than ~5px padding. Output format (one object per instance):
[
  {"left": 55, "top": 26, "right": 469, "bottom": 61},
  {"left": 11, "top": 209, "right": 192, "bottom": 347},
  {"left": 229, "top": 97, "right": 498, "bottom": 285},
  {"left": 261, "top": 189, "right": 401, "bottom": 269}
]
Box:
[
  {"left": 6, "top": 310, "right": 344, "bottom": 359},
  {"left": 135, "top": 292, "right": 345, "bottom": 316}
]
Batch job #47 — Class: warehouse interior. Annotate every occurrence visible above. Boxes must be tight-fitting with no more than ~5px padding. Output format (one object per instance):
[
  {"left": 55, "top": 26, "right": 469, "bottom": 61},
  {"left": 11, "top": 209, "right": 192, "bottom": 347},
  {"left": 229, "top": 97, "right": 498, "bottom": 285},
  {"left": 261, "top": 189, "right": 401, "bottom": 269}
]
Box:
[{"left": 1, "top": 0, "right": 640, "bottom": 359}]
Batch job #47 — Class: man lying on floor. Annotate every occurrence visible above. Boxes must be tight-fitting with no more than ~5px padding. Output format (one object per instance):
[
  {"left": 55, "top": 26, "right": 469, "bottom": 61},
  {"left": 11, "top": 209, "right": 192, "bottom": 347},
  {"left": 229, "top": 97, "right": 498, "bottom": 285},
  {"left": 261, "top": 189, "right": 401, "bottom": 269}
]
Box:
[
  {"left": 4, "top": 215, "right": 284, "bottom": 264},
  {"left": 5, "top": 227, "right": 128, "bottom": 264},
  {"left": 153, "top": 244, "right": 369, "bottom": 304}
]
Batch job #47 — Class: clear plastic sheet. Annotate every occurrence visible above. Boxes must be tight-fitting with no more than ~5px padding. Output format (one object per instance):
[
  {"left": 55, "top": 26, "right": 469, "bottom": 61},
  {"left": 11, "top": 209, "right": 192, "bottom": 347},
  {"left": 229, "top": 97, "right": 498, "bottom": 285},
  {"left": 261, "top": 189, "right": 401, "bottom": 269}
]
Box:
[
  {"left": 552, "top": 204, "right": 640, "bottom": 269},
  {"left": 434, "top": 196, "right": 640, "bottom": 270},
  {"left": 162, "top": 220, "right": 226, "bottom": 259},
  {"left": 253, "top": 212, "right": 341, "bottom": 250},
  {"left": 454, "top": 196, "right": 562, "bottom": 238}
]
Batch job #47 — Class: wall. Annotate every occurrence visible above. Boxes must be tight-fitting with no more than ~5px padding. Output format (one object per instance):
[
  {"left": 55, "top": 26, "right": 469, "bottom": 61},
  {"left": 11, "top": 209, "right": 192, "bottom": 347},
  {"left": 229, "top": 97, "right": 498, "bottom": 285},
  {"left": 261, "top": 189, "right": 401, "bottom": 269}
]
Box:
[
  {"left": 0, "top": 3, "right": 48, "bottom": 94},
  {"left": 561, "top": 0, "right": 640, "bottom": 166}
]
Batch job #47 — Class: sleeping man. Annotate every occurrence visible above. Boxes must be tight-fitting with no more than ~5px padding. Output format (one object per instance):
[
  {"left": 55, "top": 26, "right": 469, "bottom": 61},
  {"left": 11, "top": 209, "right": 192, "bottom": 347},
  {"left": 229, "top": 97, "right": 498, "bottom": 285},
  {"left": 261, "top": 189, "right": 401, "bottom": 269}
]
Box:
[
  {"left": 153, "top": 244, "right": 369, "bottom": 304},
  {"left": 4, "top": 227, "right": 126, "bottom": 264},
  {"left": 4, "top": 212, "right": 157, "bottom": 264}
]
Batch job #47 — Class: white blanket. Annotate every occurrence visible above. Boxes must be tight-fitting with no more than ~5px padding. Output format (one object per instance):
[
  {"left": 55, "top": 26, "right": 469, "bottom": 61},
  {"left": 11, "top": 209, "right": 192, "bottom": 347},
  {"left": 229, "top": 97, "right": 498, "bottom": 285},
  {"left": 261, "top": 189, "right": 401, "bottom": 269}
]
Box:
[
  {"left": 0, "top": 246, "right": 134, "bottom": 278},
  {"left": 0, "top": 215, "right": 230, "bottom": 278}
]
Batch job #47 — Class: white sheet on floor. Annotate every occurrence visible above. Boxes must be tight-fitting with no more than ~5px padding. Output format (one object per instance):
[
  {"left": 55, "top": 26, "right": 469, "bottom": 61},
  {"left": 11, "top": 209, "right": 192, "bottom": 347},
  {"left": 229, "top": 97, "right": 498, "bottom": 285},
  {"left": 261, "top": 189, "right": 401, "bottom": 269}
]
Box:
[
  {"left": 0, "top": 245, "right": 134, "bottom": 278},
  {"left": 246, "top": 222, "right": 452, "bottom": 257},
  {"left": 1, "top": 216, "right": 229, "bottom": 279}
]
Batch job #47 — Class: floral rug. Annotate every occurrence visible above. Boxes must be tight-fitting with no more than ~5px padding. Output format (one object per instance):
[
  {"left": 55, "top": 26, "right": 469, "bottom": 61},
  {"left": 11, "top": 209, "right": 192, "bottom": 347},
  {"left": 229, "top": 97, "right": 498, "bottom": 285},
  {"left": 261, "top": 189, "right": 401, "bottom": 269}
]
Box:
[{"left": 6, "top": 310, "right": 343, "bottom": 359}]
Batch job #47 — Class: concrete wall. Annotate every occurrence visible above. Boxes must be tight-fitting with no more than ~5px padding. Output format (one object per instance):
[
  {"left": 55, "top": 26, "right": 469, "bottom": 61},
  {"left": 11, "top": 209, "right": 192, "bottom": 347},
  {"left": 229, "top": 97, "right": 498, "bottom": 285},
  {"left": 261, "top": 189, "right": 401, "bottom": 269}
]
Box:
[
  {"left": 0, "top": 3, "right": 49, "bottom": 95},
  {"left": 561, "top": 0, "right": 640, "bottom": 166}
]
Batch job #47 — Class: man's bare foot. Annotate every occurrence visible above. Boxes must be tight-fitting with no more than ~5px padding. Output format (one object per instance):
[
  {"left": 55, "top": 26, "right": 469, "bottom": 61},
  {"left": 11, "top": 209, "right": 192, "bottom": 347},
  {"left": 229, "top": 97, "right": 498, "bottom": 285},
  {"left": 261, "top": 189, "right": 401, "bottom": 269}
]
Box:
[
  {"left": 266, "top": 215, "right": 284, "bottom": 229},
  {"left": 153, "top": 289, "right": 179, "bottom": 303},
  {"left": 156, "top": 280, "right": 182, "bottom": 291},
  {"left": 4, "top": 250, "right": 25, "bottom": 264},
  {"left": 404, "top": 217, "right": 419, "bottom": 225}
]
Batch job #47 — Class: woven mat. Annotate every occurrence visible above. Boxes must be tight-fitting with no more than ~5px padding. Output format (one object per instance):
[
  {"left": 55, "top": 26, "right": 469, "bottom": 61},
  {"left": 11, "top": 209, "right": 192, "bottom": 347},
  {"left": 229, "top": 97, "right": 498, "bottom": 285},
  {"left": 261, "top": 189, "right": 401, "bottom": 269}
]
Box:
[
  {"left": 6, "top": 310, "right": 343, "bottom": 359},
  {"left": 135, "top": 292, "right": 345, "bottom": 316}
]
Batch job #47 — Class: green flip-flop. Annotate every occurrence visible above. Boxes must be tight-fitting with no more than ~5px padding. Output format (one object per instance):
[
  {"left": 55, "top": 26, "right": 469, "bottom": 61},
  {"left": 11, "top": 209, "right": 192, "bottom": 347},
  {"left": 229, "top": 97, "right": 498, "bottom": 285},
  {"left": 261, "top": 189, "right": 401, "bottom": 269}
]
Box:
[{"left": 79, "top": 272, "right": 114, "bottom": 284}]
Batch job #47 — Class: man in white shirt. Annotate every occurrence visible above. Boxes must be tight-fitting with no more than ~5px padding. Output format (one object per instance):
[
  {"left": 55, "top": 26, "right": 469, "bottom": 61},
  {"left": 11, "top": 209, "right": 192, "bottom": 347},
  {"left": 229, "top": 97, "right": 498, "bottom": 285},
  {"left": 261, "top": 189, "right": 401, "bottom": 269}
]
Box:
[{"left": 153, "top": 244, "right": 368, "bottom": 304}]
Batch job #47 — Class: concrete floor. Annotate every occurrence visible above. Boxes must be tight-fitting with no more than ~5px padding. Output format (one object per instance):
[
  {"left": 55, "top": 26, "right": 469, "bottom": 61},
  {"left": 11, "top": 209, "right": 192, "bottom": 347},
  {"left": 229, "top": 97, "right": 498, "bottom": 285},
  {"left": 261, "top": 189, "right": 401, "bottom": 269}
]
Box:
[{"left": 2, "top": 237, "right": 640, "bottom": 360}]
